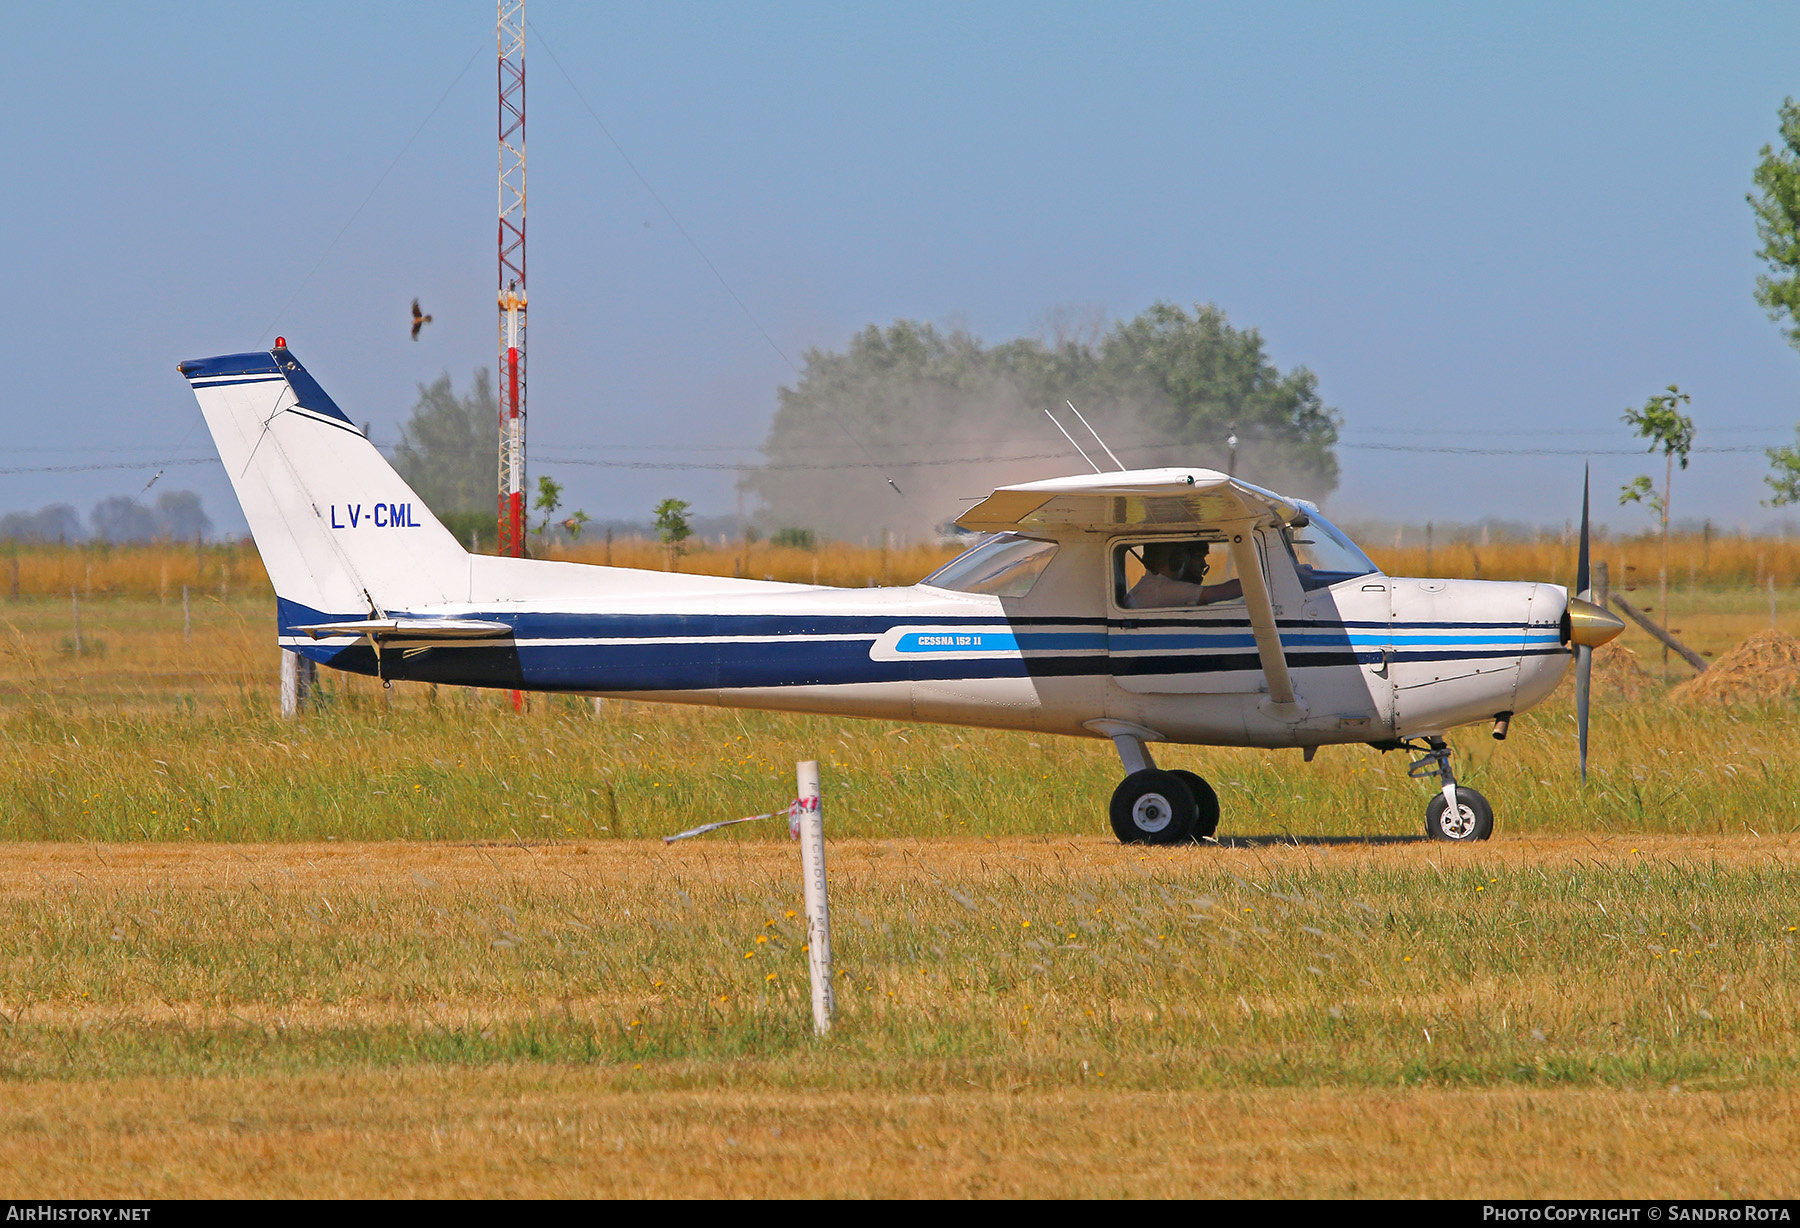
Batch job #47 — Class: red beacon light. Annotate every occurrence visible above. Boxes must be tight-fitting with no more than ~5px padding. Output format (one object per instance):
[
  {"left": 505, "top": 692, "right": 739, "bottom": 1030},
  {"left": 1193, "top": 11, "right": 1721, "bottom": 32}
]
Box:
[{"left": 274, "top": 337, "right": 286, "bottom": 349}]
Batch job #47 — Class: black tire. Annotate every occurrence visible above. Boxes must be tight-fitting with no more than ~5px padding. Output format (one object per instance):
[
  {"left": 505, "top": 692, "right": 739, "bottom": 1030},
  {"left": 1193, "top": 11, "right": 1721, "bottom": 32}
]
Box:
[
  {"left": 1109, "top": 769, "right": 1199, "bottom": 845},
  {"left": 1168, "top": 769, "right": 1221, "bottom": 839},
  {"left": 1425, "top": 786, "right": 1494, "bottom": 842}
]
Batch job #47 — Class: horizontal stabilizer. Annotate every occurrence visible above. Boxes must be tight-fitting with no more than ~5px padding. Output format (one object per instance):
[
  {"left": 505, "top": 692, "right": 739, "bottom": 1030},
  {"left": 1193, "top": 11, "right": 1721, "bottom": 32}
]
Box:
[{"left": 293, "top": 618, "right": 513, "bottom": 641}]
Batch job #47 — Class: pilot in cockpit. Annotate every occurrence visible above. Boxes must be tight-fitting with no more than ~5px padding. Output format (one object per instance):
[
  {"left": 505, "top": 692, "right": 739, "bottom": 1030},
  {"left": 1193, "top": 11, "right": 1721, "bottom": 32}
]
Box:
[{"left": 1124, "top": 540, "right": 1245, "bottom": 609}]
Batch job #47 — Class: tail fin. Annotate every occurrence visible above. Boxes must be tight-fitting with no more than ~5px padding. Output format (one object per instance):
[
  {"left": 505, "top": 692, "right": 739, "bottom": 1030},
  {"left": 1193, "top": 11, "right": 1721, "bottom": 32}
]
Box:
[{"left": 178, "top": 343, "right": 470, "bottom": 616}]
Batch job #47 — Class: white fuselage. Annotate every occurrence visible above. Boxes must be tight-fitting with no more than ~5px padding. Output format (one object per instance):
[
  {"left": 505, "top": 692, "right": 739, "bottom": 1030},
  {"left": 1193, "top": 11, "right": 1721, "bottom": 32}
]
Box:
[{"left": 287, "top": 529, "right": 1571, "bottom": 750}]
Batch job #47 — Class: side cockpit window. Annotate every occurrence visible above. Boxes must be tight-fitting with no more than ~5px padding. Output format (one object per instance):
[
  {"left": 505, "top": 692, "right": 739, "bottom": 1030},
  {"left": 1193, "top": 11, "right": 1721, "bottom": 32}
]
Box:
[
  {"left": 922, "top": 533, "right": 1059, "bottom": 598},
  {"left": 1113, "top": 538, "right": 1244, "bottom": 609}
]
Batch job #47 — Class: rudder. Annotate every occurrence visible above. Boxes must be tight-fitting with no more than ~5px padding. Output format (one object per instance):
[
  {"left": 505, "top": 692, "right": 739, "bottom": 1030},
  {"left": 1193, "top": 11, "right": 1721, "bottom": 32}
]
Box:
[{"left": 178, "top": 343, "right": 470, "bottom": 617}]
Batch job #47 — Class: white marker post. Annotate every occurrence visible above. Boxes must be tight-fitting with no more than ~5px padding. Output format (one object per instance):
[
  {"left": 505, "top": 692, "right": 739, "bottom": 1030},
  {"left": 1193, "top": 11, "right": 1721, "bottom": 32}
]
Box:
[
  {"left": 280, "top": 650, "right": 299, "bottom": 718},
  {"left": 795, "top": 760, "right": 833, "bottom": 1036}
]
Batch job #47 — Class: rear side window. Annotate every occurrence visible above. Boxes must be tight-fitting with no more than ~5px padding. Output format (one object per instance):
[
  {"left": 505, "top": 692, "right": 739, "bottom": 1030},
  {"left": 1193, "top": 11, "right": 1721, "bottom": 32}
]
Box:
[{"left": 922, "top": 533, "right": 1059, "bottom": 598}]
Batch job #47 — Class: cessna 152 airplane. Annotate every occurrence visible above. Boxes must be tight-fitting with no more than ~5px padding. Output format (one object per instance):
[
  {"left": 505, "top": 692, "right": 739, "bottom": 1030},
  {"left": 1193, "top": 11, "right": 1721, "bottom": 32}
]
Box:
[{"left": 177, "top": 342, "right": 1624, "bottom": 844}]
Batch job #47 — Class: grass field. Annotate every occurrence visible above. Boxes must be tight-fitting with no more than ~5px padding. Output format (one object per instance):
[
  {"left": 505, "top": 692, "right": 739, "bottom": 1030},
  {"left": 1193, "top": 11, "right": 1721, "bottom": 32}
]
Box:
[
  {"left": 1, "top": 541, "right": 1798, "bottom": 1197},
  {"left": 2, "top": 837, "right": 1797, "bottom": 1197}
]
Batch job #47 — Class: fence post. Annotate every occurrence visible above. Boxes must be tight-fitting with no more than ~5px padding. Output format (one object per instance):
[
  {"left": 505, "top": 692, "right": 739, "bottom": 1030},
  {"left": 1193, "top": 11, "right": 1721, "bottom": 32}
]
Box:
[
  {"left": 796, "top": 760, "right": 833, "bottom": 1036},
  {"left": 280, "top": 651, "right": 299, "bottom": 718},
  {"left": 70, "top": 588, "right": 82, "bottom": 655}
]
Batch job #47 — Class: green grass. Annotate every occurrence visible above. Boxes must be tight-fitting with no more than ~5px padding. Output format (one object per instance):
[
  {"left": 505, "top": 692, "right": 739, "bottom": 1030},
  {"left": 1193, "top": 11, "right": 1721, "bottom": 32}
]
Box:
[{"left": 1, "top": 581, "right": 1798, "bottom": 843}]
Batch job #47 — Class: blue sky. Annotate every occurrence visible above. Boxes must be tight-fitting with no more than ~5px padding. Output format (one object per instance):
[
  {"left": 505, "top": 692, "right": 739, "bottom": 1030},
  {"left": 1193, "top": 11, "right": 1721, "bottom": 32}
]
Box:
[{"left": 3, "top": 1, "right": 1799, "bottom": 537}]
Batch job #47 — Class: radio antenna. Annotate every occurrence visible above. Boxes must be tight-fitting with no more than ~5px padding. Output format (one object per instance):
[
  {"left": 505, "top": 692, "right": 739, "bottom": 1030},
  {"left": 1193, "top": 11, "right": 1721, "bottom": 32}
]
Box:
[
  {"left": 1064, "top": 400, "right": 1125, "bottom": 471},
  {"left": 1043, "top": 406, "right": 1102, "bottom": 473}
]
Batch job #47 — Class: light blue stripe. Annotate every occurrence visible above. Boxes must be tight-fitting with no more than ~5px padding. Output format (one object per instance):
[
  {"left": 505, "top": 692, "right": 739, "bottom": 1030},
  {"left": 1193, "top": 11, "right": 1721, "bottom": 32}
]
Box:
[{"left": 896, "top": 631, "right": 1019, "bottom": 653}]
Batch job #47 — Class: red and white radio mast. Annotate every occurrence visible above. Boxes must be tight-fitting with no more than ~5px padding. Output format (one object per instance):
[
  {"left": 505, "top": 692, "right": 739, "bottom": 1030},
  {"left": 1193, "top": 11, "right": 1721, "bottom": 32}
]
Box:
[{"left": 496, "top": 0, "right": 527, "bottom": 559}]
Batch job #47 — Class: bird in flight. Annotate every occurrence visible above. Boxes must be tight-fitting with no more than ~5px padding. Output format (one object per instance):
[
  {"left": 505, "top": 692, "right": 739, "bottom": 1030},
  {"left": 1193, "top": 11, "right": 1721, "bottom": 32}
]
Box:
[{"left": 411, "top": 299, "right": 433, "bottom": 341}]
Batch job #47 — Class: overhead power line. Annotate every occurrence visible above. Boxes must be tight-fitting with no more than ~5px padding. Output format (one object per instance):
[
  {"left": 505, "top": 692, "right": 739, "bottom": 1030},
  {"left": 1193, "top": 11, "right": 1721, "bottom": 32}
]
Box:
[
  {"left": 1338, "top": 442, "right": 1777, "bottom": 456},
  {"left": 0, "top": 458, "right": 216, "bottom": 477},
  {"left": 0, "top": 439, "right": 1785, "bottom": 481}
]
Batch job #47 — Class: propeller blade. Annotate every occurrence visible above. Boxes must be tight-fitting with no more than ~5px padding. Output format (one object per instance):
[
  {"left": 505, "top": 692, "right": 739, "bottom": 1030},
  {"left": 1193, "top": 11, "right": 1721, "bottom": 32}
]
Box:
[
  {"left": 1575, "top": 463, "right": 1593, "bottom": 782},
  {"left": 1575, "top": 644, "right": 1591, "bottom": 783},
  {"left": 1576, "top": 463, "right": 1591, "bottom": 601}
]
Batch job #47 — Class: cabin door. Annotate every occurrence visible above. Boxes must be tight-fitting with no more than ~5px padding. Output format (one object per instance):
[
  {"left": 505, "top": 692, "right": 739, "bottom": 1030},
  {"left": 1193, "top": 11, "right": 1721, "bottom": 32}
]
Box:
[{"left": 1106, "top": 533, "right": 1268, "bottom": 694}]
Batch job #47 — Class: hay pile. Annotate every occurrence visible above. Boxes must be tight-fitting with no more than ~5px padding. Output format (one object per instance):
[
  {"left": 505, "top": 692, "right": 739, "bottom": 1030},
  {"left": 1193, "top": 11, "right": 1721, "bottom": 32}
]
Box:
[
  {"left": 1669, "top": 630, "right": 1800, "bottom": 706},
  {"left": 1589, "top": 642, "right": 1662, "bottom": 702}
]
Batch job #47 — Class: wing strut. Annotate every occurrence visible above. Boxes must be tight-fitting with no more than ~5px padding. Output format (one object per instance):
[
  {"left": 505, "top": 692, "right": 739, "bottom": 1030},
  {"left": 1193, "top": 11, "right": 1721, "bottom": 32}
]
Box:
[{"left": 1227, "top": 530, "right": 1304, "bottom": 718}]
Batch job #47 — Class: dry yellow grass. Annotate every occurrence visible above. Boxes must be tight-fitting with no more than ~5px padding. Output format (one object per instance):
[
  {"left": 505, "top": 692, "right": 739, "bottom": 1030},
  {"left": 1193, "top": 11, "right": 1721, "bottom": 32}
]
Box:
[
  {"left": 8, "top": 531, "right": 1800, "bottom": 600},
  {"left": 1368, "top": 532, "right": 1800, "bottom": 589},
  {"left": 2, "top": 837, "right": 1798, "bottom": 1199},
  {"left": 1589, "top": 642, "right": 1661, "bottom": 702},
  {"left": 2, "top": 535, "right": 1798, "bottom": 1198},
  {"left": 5, "top": 1075, "right": 1794, "bottom": 1199},
  {"left": 1670, "top": 631, "right": 1800, "bottom": 706}
]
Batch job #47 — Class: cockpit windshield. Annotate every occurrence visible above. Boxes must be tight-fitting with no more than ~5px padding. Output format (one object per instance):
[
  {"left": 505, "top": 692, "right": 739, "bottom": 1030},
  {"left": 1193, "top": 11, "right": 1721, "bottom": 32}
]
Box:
[
  {"left": 1281, "top": 510, "right": 1380, "bottom": 591},
  {"left": 921, "top": 533, "right": 1059, "bottom": 598}
]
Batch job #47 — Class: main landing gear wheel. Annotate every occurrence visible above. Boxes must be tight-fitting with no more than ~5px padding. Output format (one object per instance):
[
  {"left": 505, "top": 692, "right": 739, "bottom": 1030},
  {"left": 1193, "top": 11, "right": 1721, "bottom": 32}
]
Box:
[
  {"left": 1425, "top": 786, "right": 1494, "bottom": 842},
  {"left": 1167, "top": 769, "right": 1220, "bottom": 839},
  {"left": 1109, "top": 769, "right": 1199, "bottom": 845}
]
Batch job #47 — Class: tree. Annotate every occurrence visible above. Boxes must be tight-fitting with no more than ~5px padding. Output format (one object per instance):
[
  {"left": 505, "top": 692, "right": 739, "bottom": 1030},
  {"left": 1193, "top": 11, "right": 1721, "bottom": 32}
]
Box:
[
  {"left": 1093, "top": 303, "right": 1339, "bottom": 491},
  {"left": 85, "top": 491, "right": 214, "bottom": 543},
  {"left": 393, "top": 371, "right": 496, "bottom": 534},
  {"left": 1754, "top": 100, "right": 1800, "bottom": 505},
  {"left": 1750, "top": 97, "right": 1800, "bottom": 352},
  {"left": 0, "top": 504, "right": 82, "bottom": 543},
  {"left": 90, "top": 496, "right": 160, "bottom": 542},
  {"left": 1766, "top": 429, "right": 1800, "bottom": 506},
  {"left": 744, "top": 303, "right": 1339, "bottom": 541},
  {"left": 654, "top": 498, "right": 692, "bottom": 570},
  {"left": 1619, "top": 385, "right": 1694, "bottom": 666},
  {"left": 530, "top": 475, "right": 589, "bottom": 543},
  {"left": 153, "top": 490, "right": 212, "bottom": 541}
]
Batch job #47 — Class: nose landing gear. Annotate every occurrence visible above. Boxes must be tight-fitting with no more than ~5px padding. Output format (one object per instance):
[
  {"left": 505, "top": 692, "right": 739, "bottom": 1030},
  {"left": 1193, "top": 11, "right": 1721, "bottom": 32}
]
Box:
[{"left": 1408, "top": 736, "right": 1494, "bottom": 841}]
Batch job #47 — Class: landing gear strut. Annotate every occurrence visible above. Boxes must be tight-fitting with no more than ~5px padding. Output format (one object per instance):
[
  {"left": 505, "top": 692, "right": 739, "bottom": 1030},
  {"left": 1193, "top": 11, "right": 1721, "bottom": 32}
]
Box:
[
  {"left": 1408, "top": 736, "right": 1494, "bottom": 842},
  {"left": 1098, "top": 726, "right": 1220, "bottom": 844}
]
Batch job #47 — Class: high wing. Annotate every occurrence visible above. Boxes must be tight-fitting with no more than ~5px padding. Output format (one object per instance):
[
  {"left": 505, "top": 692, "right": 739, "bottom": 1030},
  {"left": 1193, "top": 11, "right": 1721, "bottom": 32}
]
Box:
[
  {"left": 955, "top": 467, "right": 1305, "bottom": 535},
  {"left": 959, "top": 468, "right": 1307, "bottom": 715}
]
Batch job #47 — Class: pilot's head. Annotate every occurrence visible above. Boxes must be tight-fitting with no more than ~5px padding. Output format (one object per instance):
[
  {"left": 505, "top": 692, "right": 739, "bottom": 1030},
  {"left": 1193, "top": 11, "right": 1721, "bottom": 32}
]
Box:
[{"left": 1143, "top": 540, "right": 1208, "bottom": 583}]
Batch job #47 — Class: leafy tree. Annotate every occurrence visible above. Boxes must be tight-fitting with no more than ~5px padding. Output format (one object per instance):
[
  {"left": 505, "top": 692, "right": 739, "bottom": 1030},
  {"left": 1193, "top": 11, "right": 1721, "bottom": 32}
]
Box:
[
  {"left": 393, "top": 371, "right": 496, "bottom": 519},
  {"left": 84, "top": 491, "right": 215, "bottom": 543},
  {"left": 654, "top": 498, "right": 692, "bottom": 569},
  {"left": 0, "top": 503, "right": 83, "bottom": 543},
  {"left": 152, "top": 490, "right": 212, "bottom": 541},
  {"left": 1094, "top": 302, "right": 1339, "bottom": 488},
  {"left": 654, "top": 498, "right": 693, "bottom": 545},
  {"left": 745, "top": 303, "right": 1339, "bottom": 541},
  {"left": 530, "top": 475, "right": 589, "bottom": 542},
  {"left": 1766, "top": 429, "right": 1800, "bottom": 506},
  {"left": 1750, "top": 97, "right": 1800, "bottom": 351},
  {"left": 1753, "top": 100, "right": 1800, "bottom": 504},
  {"left": 90, "top": 496, "right": 160, "bottom": 543},
  {"left": 1619, "top": 384, "right": 1694, "bottom": 629}
]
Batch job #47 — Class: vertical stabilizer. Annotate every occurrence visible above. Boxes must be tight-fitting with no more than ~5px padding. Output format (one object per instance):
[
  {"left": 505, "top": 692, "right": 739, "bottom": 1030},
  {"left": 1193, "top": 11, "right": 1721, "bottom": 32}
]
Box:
[{"left": 177, "top": 344, "right": 470, "bottom": 616}]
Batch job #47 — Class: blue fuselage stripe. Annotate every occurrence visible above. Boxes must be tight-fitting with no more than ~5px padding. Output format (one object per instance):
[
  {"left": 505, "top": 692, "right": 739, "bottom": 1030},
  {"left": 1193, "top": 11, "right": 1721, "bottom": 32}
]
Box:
[{"left": 278, "top": 599, "right": 1563, "bottom": 692}]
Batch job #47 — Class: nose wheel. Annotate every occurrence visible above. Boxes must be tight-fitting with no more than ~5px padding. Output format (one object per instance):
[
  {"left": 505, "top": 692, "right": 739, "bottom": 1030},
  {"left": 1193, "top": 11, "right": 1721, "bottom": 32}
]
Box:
[
  {"left": 1426, "top": 786, "right": 1493, "bottom": 841},
  {"left": 1409, "top": 736, "right": 1494, "bottom": 841}
]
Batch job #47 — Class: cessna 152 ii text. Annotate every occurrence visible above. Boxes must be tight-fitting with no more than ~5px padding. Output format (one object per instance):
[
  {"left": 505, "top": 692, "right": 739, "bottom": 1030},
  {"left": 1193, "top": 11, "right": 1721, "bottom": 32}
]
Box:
[{"left": 177, "top": 342, "right": 1624, "bottom": 844}]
